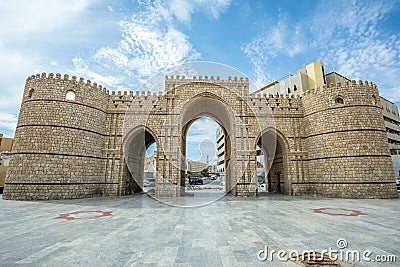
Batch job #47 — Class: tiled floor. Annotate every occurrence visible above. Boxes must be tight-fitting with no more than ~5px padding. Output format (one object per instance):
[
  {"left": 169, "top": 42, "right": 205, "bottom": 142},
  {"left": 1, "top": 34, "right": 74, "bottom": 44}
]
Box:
[{"left": 1, "top": 193, "right": 399, "bottom": 266}]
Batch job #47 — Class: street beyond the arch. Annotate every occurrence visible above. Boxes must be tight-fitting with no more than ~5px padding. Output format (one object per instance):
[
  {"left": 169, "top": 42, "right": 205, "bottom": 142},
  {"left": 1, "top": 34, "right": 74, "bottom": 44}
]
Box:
[{"left": 1, "top": 193, "right": 399, "bottom": 266}]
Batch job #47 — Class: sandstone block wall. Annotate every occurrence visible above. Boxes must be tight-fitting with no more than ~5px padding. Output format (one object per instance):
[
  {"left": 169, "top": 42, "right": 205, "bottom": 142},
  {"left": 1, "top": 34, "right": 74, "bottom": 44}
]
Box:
[{"left": 2, "top": 74, "right": 398, "bottom": 200}]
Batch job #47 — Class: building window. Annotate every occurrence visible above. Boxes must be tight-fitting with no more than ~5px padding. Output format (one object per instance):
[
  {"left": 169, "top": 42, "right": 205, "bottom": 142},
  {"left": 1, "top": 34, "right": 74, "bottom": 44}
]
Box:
[
  {"left": 372, "top": 95, "right": 376, "bottom": 105},
  {"left": 288, "top": 88, "right": 291, "bottom": 94},
  {"left": 28, "top": 89, "right": 34, "bottom": 98},
  {"left": 294, "top": 85, "right": 297, "bottom": 91},
  {"left": 65, "top": 90, "right": 76, "bottom": 101},
  {"left": 335, "top": 97, "right": 344, "bottom": 104}
]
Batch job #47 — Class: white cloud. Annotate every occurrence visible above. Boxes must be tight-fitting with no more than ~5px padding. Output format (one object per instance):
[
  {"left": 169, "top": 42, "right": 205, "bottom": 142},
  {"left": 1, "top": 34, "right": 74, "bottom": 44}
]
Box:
[
  {"left": 70, "top": 57, "right": 123, "bottom": 88},
  {"left": 318, "top": 0, "right": 400, "bottom": 100},
  {"left": 0, "top": 0, "right": 92, "bottom": 136},
  {"left": 168, "top": 0, "right": 231, "bottom": 23},
  {"left": 241, "top": 17, "right": 306, "bottom": 87},
  {"left": 186, "top": 117, "right": 219, "bottom": 163},
  {"left": 75, "top": 0, "right": 204, "bottom": 91},
  {"left": 0, "top": 0, "right": 91, "bottom": 35},
  {"left": 241, "top": 0, "right": 400, "bottom": 100},
  {"left": 187, "top": 117, "right": 219, "bottom": 142},
  {"left": 0, "top": 112, "right": 18, "bottom": 132}
]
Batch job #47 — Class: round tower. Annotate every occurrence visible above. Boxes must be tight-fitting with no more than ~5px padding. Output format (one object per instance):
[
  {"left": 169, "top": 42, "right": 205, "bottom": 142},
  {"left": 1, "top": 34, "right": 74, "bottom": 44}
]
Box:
[
  {"left": 3, "top": 73, "right": 110, "bottom": 200},
  {"left": 301, "top": 80, "right": 398, "bottom": 198}
]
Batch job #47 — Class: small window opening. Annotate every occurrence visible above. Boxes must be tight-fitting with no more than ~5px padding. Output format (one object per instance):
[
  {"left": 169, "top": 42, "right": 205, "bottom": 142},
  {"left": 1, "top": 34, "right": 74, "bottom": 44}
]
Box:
[
  {"left": 28, "top": 89, "right": 34, "bottom": 98},
  {"left": 66, "top": 90, "right": 76, "bottom": 101},
  {"left": 335, "top": 97, "right": 344, "bottom": 104},
  {"left": 372, "top": 95, "right": 377, "bottom": 105}
]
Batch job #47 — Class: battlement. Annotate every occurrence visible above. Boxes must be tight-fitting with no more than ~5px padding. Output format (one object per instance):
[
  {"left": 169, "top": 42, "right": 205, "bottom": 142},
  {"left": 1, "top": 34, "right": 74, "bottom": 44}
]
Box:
[
  {"left": 165, "top": 75, "right": 249, "bottom": 82},
  {"left": 247, "top": 93, "right": 303, "bottom": 112},
  {"left": 26, "top": 72, "right": 110, "bottom": 94},
  {"left": 303, "top": 79, "right": 377, "bottom": 96},
  {"left": 165, "top": 75, "right": 250, "bottom": 95},
  {"left": 109, "top": 90, "right": 164, "bottom": 98}
]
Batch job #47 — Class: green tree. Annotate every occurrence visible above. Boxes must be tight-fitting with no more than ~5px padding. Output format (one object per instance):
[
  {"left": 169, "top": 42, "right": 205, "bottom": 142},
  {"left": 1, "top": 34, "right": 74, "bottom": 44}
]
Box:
[{"left": 200, "top": 168, "right": 209, "bottom": 177}]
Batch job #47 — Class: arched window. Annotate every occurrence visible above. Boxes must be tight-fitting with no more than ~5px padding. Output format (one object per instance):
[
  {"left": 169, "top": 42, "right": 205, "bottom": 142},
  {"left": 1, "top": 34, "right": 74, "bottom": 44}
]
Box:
[
  {"left": 288, "top": 88, "right": 291, "bottom": 94},
  {"left": 65, "top": 90, "right": 76, "bottom": 101},
  {"left": 294, "top": 85, "right": 297, "bottom": 91},
  {"left": 335, "top": 97, "right": 344, "bottom": 104},
  {"left": 28, "top": 89, "right": 34, "bottom": 98}
]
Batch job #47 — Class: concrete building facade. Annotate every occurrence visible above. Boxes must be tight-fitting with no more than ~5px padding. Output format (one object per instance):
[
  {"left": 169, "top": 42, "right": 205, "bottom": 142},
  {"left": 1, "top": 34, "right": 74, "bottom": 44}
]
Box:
[
  {"left": 0, "top": 134, "right": 13, "bottom": 152},
  {"left": 215, "top": 126, "right": 225, "bottom": 175},
  {"left": 380, "top": 97, "right": 400, "bottom": 178},
  {"left": 3, "top": 64, "right": 399, "bottom": 200}
]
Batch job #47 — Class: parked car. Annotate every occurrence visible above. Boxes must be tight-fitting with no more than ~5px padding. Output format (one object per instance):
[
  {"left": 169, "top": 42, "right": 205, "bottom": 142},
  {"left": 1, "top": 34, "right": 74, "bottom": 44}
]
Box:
[{"left": 189, "top": 176, "right": 203, "bottom": 185}]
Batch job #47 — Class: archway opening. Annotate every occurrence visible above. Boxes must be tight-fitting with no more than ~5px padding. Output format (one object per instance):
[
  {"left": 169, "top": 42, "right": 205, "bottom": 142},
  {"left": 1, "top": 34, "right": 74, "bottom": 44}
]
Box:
[
  {"left": 256, "top": 131, "right": 287, "bottom": 194},
  {"left": 124, "top": 128, "right": 157, "bottom": 195},
  {"left": 143, "top": 142, "right": 157, "bottom": 193},
  {"left": 181, "top": 116, "right": 228, "bottom": 195}
]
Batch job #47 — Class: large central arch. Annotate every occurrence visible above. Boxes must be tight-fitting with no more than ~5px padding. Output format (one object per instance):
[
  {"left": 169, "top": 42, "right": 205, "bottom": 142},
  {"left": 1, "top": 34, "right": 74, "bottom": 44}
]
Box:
[{"left": 179, "top": 94, "right": 235, "bottom": 194}]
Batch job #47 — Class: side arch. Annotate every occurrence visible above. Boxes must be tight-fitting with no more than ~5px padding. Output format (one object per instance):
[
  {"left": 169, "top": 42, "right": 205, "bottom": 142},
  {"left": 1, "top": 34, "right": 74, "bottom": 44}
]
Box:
[
  {"left": 255, "top": 127, "right": 291, "bottom": 195},
  {"left": 122, "top": 125, "right": 158, "bottom": 195}
]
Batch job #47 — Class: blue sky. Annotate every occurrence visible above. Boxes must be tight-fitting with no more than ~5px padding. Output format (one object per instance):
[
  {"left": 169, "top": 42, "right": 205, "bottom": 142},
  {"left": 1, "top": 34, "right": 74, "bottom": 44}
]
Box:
[{"left": 0, "top": 0, "right": 399, "bottom": 161}]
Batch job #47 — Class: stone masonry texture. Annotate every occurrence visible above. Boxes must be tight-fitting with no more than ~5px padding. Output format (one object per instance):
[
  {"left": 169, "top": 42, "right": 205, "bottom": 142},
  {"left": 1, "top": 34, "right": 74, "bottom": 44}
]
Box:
[{"left": 2, "top": 73, "right": 398, "bottom": 200}]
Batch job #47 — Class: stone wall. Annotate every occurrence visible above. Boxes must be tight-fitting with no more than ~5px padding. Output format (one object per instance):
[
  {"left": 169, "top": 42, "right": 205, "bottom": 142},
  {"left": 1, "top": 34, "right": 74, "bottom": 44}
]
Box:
[
  {"left": 3, "top": 73, "right": 117, "bottom": 200},
  {"left": 301, "top": 81, "right": 398, "bottom": 198},
  {"left": 2, "top": 74, "right": 398, "bottom": 200}
]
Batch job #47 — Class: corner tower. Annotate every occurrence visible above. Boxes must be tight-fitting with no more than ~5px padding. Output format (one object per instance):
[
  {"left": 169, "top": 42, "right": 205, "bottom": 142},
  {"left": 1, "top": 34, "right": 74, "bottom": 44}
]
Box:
[
  {"left": 3, "top": 73, "right": 111, "bottom": 200},
  {"left": 301, "top": 80, "right": 398, "bottom": 198}
]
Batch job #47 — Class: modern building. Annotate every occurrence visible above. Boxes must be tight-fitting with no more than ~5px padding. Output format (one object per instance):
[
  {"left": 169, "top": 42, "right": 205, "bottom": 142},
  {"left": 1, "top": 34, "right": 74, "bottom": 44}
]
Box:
[
  {"left": 0, "top": 134, "right": 13, "bottom": 152},
  {"left": 144, "top": 152, "right": 156, "bottom": 173},
  {"left": 380, "top": 97, "right": 400, "bottom": 178},
  {"left": 0, "top": 152, "right": 11, "bottom": 194},
  {"left": 254, "top": 61, "right": 326, "bottom": 96},
  {"left": 216, "top": 126, "right": 225, "bottom": 175},
  {"left": 208, "top": 164, "right": 217, "bottom": 174},
  {"left": 0, "top": 135, "right": 12, "bottom": 194},
  {"left": 186, "top": 160, "right": 208, "bottom": 176}
]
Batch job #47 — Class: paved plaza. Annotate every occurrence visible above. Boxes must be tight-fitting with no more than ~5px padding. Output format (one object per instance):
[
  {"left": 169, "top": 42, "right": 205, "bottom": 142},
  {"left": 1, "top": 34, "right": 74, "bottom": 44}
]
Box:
[{"left": 0, "top": 193, "right": 399, "bottom": 266}]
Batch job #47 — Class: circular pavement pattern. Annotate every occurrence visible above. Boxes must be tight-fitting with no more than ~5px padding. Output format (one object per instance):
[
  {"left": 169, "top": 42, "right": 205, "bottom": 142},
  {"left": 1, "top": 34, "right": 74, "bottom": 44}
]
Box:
[
  {"left": 312, "top": 208, "right": 367, "bottom": 217},
  {"left": 55, "top": 210, "right": 113, "bottom": 220}
]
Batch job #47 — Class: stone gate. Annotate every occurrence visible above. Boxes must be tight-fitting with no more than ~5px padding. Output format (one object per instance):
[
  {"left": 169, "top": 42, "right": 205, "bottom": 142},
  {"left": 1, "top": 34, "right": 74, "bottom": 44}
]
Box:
[{"left": 2, "top": 72, "right": 398, "bottom": 200}]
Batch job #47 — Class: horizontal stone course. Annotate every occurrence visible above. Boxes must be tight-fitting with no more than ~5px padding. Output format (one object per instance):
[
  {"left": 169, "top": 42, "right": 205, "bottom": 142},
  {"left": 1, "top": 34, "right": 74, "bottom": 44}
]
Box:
[{"left": 3, "top": 73, "right": 398, "bottom": 200}]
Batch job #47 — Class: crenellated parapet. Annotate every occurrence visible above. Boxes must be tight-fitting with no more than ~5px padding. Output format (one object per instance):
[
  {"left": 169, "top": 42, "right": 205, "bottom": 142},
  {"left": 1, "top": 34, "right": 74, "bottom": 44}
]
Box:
[
  {"left": 302, "top": 79, "right": 380, "bottom": 115},
  {"left": 108, "top": 90, "right": 164, "bottom": 111},
  {"left": 24, "top": 72, "right": 110, "bottom": 112},
  {"left": 246, "top": 93, "right": 303, "bottom": 115},
  {"left": 165, "top": 75, "right": 249, "bottom": 96}
]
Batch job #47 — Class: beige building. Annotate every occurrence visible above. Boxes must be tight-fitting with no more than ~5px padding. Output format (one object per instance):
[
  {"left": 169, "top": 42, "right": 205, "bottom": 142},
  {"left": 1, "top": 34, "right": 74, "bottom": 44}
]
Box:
[
  {"left": 0, "top": 134, "right": 13, "bottom": 152},
  {"left": 186, "top": 160, "right": 208, "bottom": 176},
  {"left": 380, "top": 97, "right": 400, "bottom": 178},
  {"left": 0, "top": 152, "right": 11, "bottom": 193},
  {"left": 255, "top": 61, "right": 325, "bottom": 96},
  {"left": 0, "top": 133, "right": 12, "bottom": 193},
  {"left": 216, "top": 127, "right": 225, "bottom": 175}
]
